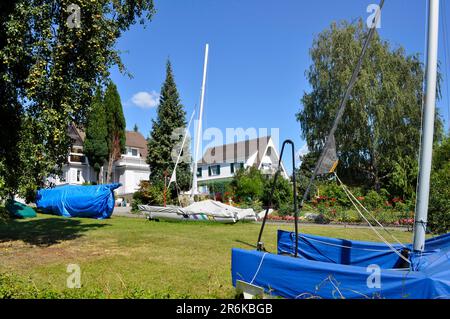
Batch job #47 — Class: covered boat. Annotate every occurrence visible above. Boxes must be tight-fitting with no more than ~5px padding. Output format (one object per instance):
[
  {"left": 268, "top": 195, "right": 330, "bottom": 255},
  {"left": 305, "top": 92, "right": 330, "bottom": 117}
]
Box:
[
  {"left": 139, "top": 199, "right": 258, "bottom": 224},
  {"left": 36, "top": 183, "right": 121, "bottom": 219},
  {"left": 232, "top": 231, "right": 450, "bottom": 299}
]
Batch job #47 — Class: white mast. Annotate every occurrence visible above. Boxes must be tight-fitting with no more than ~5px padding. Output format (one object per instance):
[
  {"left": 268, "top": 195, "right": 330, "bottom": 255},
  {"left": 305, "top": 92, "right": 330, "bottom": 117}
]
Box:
[
  {"left": 191, "top": 43, "right": 209, "bottom": 198},
  {"left": 413, "top": 0, "right": 440, "bottom": 252}
]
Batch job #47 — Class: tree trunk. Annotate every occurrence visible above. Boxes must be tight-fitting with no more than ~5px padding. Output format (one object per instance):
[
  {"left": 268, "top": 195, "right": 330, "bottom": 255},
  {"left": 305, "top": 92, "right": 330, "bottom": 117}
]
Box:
[
  {"left": 97, "top": 168, "right": 102, "bottom": 185},
  {"left": 106, "top": 153, "right": 114, "bottom": 184}
]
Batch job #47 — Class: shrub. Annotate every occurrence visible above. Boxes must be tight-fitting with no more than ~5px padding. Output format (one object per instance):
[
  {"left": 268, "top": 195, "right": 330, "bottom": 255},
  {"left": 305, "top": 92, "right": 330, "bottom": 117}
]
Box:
[
  {"left": 319, "top": 183, "right": 350, "bottom": 207},
  {"left": 132, "top": 181, "right": 169, "bottom": 211},
  {"left": 262, "top": 175, "right": 293, "bottom": 210},
  {"left": 230, "top": 167, "right": 264, "bottom": 203},
  {"left": 277, "top": 202, "right": 294, "bottom": 216},
  {"left": 428, "top": 163, "right": 450, "bottom": 234},
  {"left": 364, "top": 190, "right": 388, "bottom": 209}
]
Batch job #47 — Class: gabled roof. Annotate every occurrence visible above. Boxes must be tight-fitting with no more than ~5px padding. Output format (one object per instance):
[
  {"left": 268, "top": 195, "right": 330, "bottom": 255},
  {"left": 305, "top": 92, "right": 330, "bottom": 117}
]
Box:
[
  {"left": 125, "top": 131, "right": 148, "bottom": 159},
  {"left": 68, "top": 123, "right": 148, "bottom": 159},
  {"left": 198, "top": 136, "right": 271, "bottom": 165}
]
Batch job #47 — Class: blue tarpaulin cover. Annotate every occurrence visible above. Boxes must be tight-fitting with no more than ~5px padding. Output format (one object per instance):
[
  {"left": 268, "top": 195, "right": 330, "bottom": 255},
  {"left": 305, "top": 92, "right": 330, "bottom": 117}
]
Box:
[
  {"left": 231, "top": 231, "right": 450, "bottom": 299},
  {"left": 36, "top": 184, "right": 121, "bottom": 219}
]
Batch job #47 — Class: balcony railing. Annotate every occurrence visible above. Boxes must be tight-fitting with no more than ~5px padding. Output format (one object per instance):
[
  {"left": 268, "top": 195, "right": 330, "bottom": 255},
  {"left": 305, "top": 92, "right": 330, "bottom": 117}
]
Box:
[{"left": 115, "top": 156, "right": 148, "bottom": 167}]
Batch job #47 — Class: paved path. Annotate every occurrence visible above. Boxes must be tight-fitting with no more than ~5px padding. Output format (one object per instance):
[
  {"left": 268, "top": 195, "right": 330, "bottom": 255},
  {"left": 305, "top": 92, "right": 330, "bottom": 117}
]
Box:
[
  {"left": 112, "top": 207, "right": 146, "bottom": 218},
  {"left": 258, "top": 221, "right": 411, "bottom": 232}
]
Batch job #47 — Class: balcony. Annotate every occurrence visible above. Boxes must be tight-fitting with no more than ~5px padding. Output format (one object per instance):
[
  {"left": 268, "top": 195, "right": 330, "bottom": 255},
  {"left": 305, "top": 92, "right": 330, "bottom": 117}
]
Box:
[
  {"left": 68, "top": 153, "right": 87, "bottom": 164},
  {"left": 115, "top": 155, "right": 149, "bottom": 168}
]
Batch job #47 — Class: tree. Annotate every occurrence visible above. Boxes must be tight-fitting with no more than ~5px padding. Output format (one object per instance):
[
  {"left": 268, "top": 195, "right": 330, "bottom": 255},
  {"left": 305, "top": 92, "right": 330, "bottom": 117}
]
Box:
[
  {"left": 104, "top": 82, "right": 126, "bottom": 184},
  {"left": 428, "top": 135, "right": 450, "bottom": 234},
  {"left": 147, "top": 60, "right": 191, "bottom": 192},
  {"left": 0, "top": 1, "right": 154, "bottom": 201},
  {"left": 230, "top": 167, "right": 265, "bottom": 203},
  {"left": 296, "top": 20, "right": 443, "bottom": 198},
  {"left": 83, "top": 88, "right": 108, "bottom": 183}
]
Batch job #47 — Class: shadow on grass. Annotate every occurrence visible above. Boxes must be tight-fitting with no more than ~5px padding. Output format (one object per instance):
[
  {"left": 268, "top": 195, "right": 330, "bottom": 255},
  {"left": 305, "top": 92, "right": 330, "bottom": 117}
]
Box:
[{"left": 0, "top": 217, "right": 110, "bottom": 247}]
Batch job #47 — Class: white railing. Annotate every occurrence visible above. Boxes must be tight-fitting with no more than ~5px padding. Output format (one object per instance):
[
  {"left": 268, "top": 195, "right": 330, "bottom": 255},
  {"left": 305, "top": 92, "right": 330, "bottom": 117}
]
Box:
[{"left": 116, "top": 156, "right": 149, "bottom": 167}]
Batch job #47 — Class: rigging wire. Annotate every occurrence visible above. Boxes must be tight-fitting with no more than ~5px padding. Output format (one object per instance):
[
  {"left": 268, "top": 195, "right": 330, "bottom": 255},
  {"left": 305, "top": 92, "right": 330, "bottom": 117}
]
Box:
[
  {"left": 333, "top": 173, "right": 407, "bottom": 248},
  {"left": 335, "top": 174, "right": 411, "bottom": 265}
]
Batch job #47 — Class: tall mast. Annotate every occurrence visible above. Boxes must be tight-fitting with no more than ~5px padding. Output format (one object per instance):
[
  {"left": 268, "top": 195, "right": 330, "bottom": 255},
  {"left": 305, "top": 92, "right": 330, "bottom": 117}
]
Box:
[
  {"left": 191, "top": 43, "right": 209, "bottom": 198},
  {"left": 413, "top": 0, "right": 440, "bottom": 252}
]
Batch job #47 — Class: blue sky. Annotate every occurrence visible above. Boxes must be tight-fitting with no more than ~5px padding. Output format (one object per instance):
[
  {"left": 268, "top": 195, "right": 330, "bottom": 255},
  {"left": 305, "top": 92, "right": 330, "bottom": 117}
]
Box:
[{"left": 109, "top": 0, "right": 450, "bottom": 173}]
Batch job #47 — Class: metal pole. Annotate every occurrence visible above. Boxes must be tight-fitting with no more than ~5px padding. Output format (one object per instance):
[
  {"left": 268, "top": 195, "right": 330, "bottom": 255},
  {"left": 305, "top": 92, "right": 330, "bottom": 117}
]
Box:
[
  {"left": 191, "top": 44, "right": 209, "bottom": 198},
  {"left": 413, "top": 0, "right": 440, "bottom": 252},
  {"left": 257, "top": 140, "right": 299, "bottom": 257}
]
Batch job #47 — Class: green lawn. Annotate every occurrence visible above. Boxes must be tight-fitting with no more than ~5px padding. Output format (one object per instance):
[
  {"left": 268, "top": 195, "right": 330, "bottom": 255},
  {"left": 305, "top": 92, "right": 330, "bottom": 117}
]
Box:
[{"left": 0, "top": 214, "right": 413, "bottom": 298}]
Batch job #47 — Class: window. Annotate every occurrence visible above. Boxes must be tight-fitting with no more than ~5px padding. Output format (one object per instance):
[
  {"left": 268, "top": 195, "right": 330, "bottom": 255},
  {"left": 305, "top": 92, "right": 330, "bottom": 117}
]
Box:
[
  {"left": 70, "top": 154, "right": 86, "bottom": 163},
  {"left": 197, "top": 167, "right": 202, "bottom": 177},
  {"left": 231, "top": 162, "right": 244, "bottom": 174},
  {"left": 76, "top": 170, "right": 81, "bottom": 182},
  {"left": 208, "top": 165, "right": 220, "bottom": 176},
  {"left": 126, "top": 147, "right": 139, "bottom": 157}
]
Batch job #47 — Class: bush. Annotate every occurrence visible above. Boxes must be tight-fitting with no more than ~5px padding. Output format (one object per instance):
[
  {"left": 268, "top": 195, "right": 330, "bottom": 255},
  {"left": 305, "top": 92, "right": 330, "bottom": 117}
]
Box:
[
  {"left": 132, "top": 181, "right": 169, "bottom": 211},
  {"left": 230, "top": 167, "right": 264, "bottom": 203},
  {"left": 277, "top": 202, "right": 295, "bottom": 216},
  {"left": 364, "top": 190, "right": 388, "bottom": 209},
  {"left": 428, "top": 163, "right": 450, "bottom": 234},
  {"left": 262, "top": 175, "right": 293, "bottom": 210},
  {"left": 319, "top": 183, "right": 351, "bottom": 207}
]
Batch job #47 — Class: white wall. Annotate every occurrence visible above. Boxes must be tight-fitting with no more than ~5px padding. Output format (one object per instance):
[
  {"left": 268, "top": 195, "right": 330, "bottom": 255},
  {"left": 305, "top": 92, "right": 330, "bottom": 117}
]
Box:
[{"left": 50, "top": 164, "right": 96, "bottom": 186}]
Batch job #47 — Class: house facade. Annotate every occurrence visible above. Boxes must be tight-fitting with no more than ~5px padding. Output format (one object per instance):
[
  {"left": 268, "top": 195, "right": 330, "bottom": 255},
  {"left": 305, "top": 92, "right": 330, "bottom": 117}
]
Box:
[
  {"left": 50, "top": 124, "right": 150, "bottom": 195},
  {"left": 196, "top": 136, "right": 289, "bottom": 193}
]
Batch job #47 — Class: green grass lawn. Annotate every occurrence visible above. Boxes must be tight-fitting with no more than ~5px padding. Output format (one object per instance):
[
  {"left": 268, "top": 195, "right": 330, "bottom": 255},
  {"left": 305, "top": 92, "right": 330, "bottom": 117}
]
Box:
[{"left": 0, "top": 214, "right": 413, "bottom": 298}]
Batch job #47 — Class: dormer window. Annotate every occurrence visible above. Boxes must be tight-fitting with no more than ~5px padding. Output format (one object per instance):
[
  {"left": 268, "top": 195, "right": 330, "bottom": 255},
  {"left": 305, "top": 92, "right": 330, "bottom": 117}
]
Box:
[{"left": 126, "top": 147, "right": 139, "bottom": 157}]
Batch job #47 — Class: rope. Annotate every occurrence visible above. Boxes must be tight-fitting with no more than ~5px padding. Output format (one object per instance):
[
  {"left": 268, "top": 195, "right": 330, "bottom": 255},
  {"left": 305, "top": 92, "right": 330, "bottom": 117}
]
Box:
[
  {"left": 334, "top": 173, "right": 407, "bottom": 248},
  {"left": 334, "top": 175, "right": 410, "bottom": 264},
  {"left": 250, "top": 253, "right": 268, "bottom": 284}
]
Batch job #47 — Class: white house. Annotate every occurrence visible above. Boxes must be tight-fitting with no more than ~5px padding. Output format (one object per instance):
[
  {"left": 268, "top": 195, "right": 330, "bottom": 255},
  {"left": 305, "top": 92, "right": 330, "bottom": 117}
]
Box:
[
  {"left": 50, "top": 124, "right": 150, "bottom": 195},
  {"left": 196, "top": 136, "right": 289, "bottom": 193}
]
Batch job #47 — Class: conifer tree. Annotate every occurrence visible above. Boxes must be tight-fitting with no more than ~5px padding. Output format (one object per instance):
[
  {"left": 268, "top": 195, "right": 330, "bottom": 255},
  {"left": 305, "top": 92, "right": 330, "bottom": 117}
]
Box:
[
  {"left": 105, "top": 82, "right": 126, "bottom": 184},
  {"left": 147, "top": 60, "right": 191, "bottom": 191},
  {"left": 84, "top": 89, "right": 109, "bottom": 183}
]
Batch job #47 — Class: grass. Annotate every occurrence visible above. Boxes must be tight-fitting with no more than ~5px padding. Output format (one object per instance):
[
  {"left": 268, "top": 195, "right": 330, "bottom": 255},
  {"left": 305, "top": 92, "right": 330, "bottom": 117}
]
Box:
[{"left": 0, "top": 213, "right": 413, "bottom": 298}]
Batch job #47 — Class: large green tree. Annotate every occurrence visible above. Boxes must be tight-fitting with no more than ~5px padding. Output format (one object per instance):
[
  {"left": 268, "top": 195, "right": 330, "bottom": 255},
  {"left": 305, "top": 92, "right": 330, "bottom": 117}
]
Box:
[
  {"left": 0, "top": 0, "right": 154, "bottom": 201},
  {"left": 104, "top": 82, "right": 126, "bottom": 184},
  {"left": 147, "top": 60, "right": 191, "bottom": 192},
  {"left": 296, "top": 20, "right": 443, "bottom": 198},
  {"left": 83, "top": 88, "right": 108, "bottom": 183},
  {"left": 428, "top": 135, "right": 450, "bottom": 233}
]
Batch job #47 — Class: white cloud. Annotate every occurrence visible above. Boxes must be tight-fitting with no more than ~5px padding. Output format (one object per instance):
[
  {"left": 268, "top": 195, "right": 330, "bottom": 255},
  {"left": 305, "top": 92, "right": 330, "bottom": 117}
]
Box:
[
  {"left": 130, "top": 91, "right": 160, "bottom": 108},
  {"left": 295, "top": 143, "right": 309, "bottom": 165}
]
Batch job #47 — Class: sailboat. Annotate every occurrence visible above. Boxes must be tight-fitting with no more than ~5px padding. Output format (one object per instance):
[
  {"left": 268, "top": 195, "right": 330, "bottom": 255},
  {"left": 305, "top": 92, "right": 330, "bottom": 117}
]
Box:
[
  {"left": 139, "top": 44, "right": 258, "bottom": 223},
  {"left": 231, "top": 0, "right": 450, "bottom": 299}
]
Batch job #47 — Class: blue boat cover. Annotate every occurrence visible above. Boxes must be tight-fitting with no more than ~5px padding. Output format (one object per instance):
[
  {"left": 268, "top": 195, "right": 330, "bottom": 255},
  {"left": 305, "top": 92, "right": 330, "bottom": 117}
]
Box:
[
  {"left": 277, "top": 230, "right": 450, "bottom": 268},
  {"left": 36, "top": 184, "right": 121, "bottom": 219},
  {"left": 231, "top": 231, "right": 450, "bottom": 299},
  {"left": 278, "top": 230, "right": 405, "bottom": 268}
]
